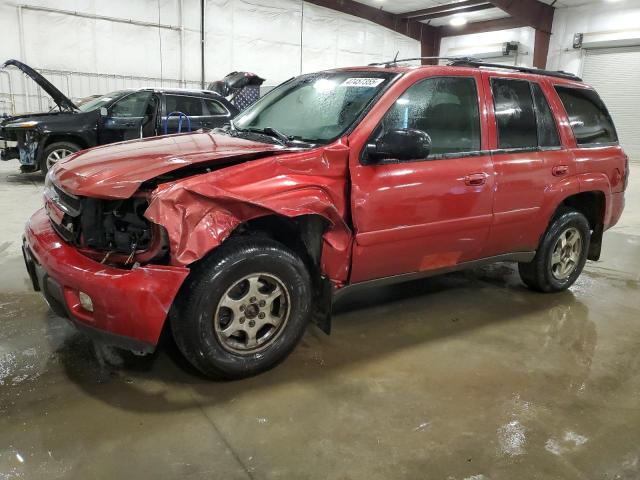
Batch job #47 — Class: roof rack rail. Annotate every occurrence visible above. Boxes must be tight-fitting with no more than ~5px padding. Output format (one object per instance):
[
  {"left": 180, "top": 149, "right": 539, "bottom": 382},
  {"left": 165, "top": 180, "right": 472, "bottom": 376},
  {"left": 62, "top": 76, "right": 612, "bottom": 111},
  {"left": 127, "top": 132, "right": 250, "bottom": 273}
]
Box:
[
  {"left": 368, "top": 56, "right": 582, "bottom": 82},
  {"left": 368, "top": 56, "right": 481, "bottom": 67},
  {"left": 448, "top": 59, "right": 582, "bottom": 82}
]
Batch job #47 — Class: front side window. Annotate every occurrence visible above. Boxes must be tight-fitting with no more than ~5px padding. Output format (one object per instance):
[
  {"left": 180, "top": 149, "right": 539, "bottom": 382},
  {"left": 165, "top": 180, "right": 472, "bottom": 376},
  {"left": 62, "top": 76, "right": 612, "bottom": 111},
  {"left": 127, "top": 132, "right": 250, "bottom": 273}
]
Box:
[
  {"left": 110, "top": 91, "right": 153, "bottom": 118},
  {"left": 555, "top": 86, "right": 617, "bottom": 145},
  {"left": 77, "top": 91, "right": 130, "bottom": 112},
  {"left": 492, "top": 78, "right": 538, "bottom": 149},
  {"left": 370, "top": 76, "right": 481, "bottom": 159},
  {"left": 165, "top": 95, "right": 204, "bottom": 116},
  {"left": 233, "top": 71, "right": 395, "bottom": 144}
]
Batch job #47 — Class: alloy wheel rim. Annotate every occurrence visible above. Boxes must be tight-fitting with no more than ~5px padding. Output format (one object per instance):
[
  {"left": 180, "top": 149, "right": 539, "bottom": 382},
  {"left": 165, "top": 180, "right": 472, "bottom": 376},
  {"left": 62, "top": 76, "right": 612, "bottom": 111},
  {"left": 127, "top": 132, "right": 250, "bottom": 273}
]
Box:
[
  {"left": 214, "top": 273, "right": 290, "bottom": 354},
  {"left": 550, "top": 227, "right": 582, "bottom": 280},
  {"left": 46, "top": 148, "right": 73, "bottom": 169}
]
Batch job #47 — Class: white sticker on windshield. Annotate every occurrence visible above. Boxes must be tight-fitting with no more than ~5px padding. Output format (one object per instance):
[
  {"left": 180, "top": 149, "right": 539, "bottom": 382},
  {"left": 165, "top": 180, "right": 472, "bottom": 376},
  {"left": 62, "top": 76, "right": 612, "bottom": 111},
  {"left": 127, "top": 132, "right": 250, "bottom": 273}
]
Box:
[{"left": 340, "top": 78, "right": 385, "bottom": 88}]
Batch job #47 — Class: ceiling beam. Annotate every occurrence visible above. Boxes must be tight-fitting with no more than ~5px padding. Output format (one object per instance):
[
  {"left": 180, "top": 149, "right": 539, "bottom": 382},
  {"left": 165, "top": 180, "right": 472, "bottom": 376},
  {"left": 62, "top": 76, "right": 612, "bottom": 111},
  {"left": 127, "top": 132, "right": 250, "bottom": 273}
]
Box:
[
  {"left": 487, "top": 0, "right": 554, "bottom": 33},
  {"left": 410, "top": 3, "right": 494, "bottom": 22},
  {"left": 402, "top": 1, "right": 487, "bottom": 19},
  {"left": 304, "top": 0, "right": 437, "bottom": 42},
  {"left": 439, "top": 16, "right": 527, "bottom": 37}
]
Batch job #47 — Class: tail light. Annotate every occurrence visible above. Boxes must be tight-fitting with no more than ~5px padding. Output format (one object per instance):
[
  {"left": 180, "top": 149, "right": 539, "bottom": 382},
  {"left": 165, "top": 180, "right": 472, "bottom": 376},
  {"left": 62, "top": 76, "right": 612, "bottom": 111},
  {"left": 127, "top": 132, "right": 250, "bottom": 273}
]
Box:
[{"left": 623, "top": 154, "right": 630, "bottom": 191}]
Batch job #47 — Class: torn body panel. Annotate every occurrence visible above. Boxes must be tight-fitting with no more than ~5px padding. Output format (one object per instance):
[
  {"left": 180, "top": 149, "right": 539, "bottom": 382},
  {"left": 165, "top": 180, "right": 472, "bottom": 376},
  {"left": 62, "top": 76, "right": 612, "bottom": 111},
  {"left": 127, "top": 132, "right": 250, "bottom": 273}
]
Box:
[
  {"left": 53, "top": 132, "right": 289, "bottom": 199},
  {"left": 25, "top": 208, "right": 190, "bottom": 347},
  {"left": 145, "top": 140, "right": 353, "bottom": 284}
]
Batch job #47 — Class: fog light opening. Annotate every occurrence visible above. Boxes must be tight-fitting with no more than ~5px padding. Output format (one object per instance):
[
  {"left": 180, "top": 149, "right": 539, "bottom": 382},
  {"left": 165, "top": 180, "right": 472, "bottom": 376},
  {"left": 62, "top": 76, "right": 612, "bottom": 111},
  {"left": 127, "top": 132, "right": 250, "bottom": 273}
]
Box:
[{"left": 79, "top": 291, "right": 94, "bottom": 312}]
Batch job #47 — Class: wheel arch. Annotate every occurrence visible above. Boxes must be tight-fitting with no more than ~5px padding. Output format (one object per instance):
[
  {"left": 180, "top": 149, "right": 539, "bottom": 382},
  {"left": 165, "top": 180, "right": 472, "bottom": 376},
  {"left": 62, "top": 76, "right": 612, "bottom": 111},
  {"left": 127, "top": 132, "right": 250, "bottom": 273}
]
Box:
[
  {"left": 189, "top": 212, "right": 335, "bottom": 334},
  {"left": 36, "top": 133, "right": 89, "bottom": 167},
  {"left": 555, "top": 190, "right": 606, "bottom": 260}
]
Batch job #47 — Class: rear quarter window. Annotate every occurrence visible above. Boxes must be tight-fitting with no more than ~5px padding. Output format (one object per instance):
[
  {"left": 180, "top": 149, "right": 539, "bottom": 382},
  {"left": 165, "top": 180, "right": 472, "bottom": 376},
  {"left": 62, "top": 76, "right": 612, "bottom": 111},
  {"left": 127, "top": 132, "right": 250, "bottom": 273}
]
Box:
[{"left": 554, "top": 86, "right": 618, "bottom": 145}]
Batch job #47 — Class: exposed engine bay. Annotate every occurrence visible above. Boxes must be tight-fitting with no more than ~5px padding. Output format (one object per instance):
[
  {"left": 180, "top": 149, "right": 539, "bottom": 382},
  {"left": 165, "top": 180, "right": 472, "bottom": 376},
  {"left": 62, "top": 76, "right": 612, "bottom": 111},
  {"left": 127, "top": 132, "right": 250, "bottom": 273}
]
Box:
[{"left": 45, "top": 177, "right": 167, "bottom": 266}]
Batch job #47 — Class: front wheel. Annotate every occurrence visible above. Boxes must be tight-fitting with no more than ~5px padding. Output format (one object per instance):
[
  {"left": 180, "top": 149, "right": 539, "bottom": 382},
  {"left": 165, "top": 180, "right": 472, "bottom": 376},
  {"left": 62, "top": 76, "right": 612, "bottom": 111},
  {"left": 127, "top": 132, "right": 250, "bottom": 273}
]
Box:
[
  {"left": 518, "top": 208, "right": 591, "bottom": 293},
  {"left": 41, "top": 141, "right": 80, "bottom": 174},
  {"left": 171, "top": 236, "right": 312, "bottom": 379}
]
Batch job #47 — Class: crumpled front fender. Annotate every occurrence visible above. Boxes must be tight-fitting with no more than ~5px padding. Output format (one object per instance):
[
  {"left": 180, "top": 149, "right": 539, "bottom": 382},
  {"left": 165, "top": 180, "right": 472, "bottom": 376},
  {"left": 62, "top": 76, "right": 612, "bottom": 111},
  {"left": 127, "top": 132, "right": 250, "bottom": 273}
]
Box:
[{"left": 145, "top": 141, "right": 352, "bottom": 283}]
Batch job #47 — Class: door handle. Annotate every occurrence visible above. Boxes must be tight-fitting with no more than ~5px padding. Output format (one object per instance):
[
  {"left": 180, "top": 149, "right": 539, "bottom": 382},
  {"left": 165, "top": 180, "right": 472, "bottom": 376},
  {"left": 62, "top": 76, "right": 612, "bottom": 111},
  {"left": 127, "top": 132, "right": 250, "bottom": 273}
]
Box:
[
  {"left": 552, "top": 165, "right": 569, "bottom": 176},
  {"left": 464, "top": 173, "right": 487, "bottom": 186}
]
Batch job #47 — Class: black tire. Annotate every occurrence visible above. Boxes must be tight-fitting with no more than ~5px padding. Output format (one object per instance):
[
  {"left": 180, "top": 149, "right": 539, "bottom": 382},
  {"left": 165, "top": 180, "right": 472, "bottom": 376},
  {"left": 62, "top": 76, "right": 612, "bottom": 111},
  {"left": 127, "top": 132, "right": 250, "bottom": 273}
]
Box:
[
  {"left": 40, "top": 141, "right": 80, "bottom": 174},
  {"left": 518, "top": 208, "right": 591, "bottom": 293},
  {"left": 171, "top": 236, "right": 312, "bottom": 379}
]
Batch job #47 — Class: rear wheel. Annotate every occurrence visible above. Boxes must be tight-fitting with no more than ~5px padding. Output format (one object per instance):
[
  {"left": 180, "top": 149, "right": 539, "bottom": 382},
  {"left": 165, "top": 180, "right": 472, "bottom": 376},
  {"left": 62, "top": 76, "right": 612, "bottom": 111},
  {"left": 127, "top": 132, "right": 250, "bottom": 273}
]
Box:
[
  {"left": 41, "top": 141, "right": 80, "bottom": 174},
  {"left": 518, "top": 208, "right": 591, "bottom": 292},
  {"left": 171, "top": 236, "right": 312, "bottom": 379}
]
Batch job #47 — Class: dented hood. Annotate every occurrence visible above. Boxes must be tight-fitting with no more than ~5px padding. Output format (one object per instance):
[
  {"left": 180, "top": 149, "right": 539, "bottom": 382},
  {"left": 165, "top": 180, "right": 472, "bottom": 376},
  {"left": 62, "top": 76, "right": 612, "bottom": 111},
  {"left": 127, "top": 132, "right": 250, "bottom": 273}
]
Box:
[{"left": 52, "top": 132, "right": 288, "bottom": 199}]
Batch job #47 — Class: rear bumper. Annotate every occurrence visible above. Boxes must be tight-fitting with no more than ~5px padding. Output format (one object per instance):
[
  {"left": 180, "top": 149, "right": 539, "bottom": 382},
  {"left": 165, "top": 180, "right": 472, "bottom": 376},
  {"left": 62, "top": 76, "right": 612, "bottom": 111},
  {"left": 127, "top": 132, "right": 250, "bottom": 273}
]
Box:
[
  {"left": 24, "top": 208, "right": 190, "bottom": 352},
  {"left": 605, "top": 191, "right": 625, "bottom": 230}
]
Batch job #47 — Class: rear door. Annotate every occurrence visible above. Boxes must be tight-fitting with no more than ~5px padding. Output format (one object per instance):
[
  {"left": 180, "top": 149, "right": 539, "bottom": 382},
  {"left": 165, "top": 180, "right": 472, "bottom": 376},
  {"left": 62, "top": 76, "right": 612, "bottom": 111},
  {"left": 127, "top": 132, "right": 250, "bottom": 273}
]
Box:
[
  {"left": 202, "top": 97, "right": 233, "bottom": 129},
  {"left": 482, "top": 73, "right": 573, "bottom": 256},
  {"left": 349, "top": 72, "right": 495, "bottom": 283}
]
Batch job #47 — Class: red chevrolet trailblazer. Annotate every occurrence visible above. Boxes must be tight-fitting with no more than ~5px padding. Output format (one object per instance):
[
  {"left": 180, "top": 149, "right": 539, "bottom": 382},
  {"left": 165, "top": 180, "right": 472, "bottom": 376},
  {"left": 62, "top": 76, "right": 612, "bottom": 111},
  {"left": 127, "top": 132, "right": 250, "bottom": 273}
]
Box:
[{"left": 23, "top": 59, "right": 628, "bottom": 379}]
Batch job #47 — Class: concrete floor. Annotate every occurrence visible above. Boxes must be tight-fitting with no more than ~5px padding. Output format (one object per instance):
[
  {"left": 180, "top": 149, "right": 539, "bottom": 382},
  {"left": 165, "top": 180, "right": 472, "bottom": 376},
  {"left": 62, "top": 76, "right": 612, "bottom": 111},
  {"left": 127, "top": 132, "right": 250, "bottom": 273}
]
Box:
[{"left": 1, "top": 161, "right": 639, "bottom": 480}]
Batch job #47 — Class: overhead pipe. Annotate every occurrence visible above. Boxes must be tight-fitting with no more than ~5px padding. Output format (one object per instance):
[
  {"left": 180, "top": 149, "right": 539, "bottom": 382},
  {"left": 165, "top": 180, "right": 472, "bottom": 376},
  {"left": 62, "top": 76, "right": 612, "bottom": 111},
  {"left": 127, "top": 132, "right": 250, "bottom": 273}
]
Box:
[
  {"left": 200, "top": 0, "right": 205, "bottom": 89},
  {"left": 17, "top": 5, "right": 29, "bottom": 112},
  {"left": 179, "top": 0, "right": 185, "bottom": 87},
  {"left": 19, "top": 4, "right": 181, "bottom": 31}
]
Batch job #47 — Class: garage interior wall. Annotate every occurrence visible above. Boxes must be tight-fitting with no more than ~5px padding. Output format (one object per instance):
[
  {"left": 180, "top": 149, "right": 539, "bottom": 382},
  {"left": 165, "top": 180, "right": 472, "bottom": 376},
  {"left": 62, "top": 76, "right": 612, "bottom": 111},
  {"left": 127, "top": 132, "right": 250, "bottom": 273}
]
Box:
[
  {"left": 546, "top": 0, "right": 640, "bottom": 76},
  {"left": 0, "top": 0, "right": 420, "bottom": 115},
  {"left": 546, "top": 0, "right": 640, "bottom": 163},
  {"left": 439, "top": 27, "right": 536, "bottom": 67}
]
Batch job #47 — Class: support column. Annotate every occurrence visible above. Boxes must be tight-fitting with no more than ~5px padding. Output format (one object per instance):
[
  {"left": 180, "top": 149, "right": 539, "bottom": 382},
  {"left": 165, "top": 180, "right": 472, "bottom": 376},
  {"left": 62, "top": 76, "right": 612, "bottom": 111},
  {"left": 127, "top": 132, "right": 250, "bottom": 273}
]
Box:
[
  {"left": 533, "top": 29, "right": 551, "bottom": 69},
  {"left": 421, "top": 26, "right": 442, "bottom": 65}
]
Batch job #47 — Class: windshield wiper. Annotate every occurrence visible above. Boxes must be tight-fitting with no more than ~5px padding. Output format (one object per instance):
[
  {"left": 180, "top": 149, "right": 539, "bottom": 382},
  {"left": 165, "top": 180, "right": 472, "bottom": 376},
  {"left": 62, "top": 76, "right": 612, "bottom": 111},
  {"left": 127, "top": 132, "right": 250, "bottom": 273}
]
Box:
[{"left": 239, "top": 126, "right": 292, "bottom": 146}]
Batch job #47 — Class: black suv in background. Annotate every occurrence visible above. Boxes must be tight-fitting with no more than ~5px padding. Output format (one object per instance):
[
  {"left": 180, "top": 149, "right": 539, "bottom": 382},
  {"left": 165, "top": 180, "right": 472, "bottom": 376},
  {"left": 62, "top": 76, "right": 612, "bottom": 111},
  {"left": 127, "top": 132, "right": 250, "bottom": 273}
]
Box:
[{"left": 0, "top": 60, "right": 238, "bottom": 173}]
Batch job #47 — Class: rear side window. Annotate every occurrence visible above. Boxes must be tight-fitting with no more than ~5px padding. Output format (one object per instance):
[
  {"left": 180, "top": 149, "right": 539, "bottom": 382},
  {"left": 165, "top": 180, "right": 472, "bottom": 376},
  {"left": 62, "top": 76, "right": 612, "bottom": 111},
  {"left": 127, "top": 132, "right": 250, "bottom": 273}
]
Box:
[
  {"left": 203, "top": 99, "right": 228, "bottom": 115},
  {"left": 491, "top": 78, "right": 538, "bottom": 149},
  {"left": 555, "top": 86, "right": 617, "bottom": 145},
  {"left": 531, "top": 83, "right": 560, "bottom": 147},
  {"left": 165, "top": 95, "right": 204, "bottom": 116}
]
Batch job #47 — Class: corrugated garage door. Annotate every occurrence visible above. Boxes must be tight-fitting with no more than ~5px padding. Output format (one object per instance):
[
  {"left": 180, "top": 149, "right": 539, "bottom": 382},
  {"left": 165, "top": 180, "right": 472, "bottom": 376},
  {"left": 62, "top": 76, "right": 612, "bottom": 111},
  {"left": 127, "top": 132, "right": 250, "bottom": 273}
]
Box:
[{"left": 582, "top": 47, "right": 640, "bottom": 162}]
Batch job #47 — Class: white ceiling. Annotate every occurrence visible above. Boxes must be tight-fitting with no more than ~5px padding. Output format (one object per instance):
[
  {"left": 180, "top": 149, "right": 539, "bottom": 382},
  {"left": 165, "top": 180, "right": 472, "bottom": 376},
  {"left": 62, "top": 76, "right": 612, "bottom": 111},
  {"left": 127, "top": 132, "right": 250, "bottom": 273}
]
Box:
[{"left": 428, "top": 7, "right": 508, "bottom": 26}]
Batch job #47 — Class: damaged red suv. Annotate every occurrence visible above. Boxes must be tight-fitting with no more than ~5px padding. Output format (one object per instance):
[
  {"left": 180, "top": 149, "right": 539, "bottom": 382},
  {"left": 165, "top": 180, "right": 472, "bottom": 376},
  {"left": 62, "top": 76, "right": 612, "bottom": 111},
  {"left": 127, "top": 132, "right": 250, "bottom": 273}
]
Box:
[{"left": 23, "top": 60, "right": 628, "bottom": 379}]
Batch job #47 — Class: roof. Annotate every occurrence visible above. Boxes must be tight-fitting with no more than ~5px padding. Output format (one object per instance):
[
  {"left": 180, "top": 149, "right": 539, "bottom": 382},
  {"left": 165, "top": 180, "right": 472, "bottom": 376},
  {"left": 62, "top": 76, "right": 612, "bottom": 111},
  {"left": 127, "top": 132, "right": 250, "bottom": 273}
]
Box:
[{"left": 328, "top": 61, "right": 586, "bottom": 87}]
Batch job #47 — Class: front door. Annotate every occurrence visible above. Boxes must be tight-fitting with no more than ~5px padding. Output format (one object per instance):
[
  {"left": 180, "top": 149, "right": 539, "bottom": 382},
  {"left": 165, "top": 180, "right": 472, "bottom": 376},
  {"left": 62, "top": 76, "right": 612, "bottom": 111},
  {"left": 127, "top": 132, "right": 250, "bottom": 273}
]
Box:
[
  {"left": 349, "top": 73, "right": 495, "bottom": 283},
  {"left": 100, "top": 90, "right": 154, "bottom": 144}
]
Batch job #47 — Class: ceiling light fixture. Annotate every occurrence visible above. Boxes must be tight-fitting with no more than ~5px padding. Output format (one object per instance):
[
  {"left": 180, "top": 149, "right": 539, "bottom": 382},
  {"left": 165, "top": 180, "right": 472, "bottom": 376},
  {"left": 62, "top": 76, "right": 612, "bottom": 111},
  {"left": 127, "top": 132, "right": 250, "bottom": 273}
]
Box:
[{"left": 450, "top": 16, "right": 468, "bottom": 27}]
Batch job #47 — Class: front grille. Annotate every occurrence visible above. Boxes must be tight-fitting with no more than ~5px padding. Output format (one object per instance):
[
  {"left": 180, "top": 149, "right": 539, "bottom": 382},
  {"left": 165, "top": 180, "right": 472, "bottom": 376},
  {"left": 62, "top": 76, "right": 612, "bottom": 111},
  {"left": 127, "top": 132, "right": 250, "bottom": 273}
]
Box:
[{"left": 53, "top": 184, "right": 82, "bottom": 215}]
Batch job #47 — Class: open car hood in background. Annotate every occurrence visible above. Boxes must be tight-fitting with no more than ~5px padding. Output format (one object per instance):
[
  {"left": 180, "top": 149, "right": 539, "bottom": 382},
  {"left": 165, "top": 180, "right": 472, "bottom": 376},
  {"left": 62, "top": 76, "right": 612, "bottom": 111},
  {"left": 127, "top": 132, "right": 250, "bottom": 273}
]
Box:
[
  {"left": 2, "top": 59, "right": 78, "bottom": 111},
  {"left": 52, "top": 132, "right": 291, "bottom": 199}
]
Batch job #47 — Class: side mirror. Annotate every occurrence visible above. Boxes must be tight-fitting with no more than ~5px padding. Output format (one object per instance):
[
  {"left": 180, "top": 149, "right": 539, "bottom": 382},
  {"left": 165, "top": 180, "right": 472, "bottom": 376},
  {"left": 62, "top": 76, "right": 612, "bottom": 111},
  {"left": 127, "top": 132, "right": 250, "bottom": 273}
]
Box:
[
  {"left": 366, "top": 128, "right": 431, "bottom": 163},
  {"left": 99, "top": 107, "right": 108, "bottom": 117}
]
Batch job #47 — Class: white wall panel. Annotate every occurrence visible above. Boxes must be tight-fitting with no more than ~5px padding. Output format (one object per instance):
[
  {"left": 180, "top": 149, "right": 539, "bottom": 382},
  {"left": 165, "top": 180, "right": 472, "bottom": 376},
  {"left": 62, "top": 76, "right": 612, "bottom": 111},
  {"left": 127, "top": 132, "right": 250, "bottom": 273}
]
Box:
[
  {"left": 0, "top": 0, "right": 419, "bottom": 114},
  {"left": 547, "top": 1, "right": 640, "bottom": 76},
  {"left": 439, "top": 27, "right": 536, "bottom": 67}
]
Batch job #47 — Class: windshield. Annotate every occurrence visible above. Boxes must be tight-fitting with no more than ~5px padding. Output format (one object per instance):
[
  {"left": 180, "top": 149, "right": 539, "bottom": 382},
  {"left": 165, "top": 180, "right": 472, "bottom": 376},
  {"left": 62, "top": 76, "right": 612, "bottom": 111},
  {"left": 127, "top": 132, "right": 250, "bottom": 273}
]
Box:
[
  {"left": 233, "top": 71, "right": 396, "bottom": 144},
  {"left": 77, "top": 91, "right": 131, "bottom": 112}
]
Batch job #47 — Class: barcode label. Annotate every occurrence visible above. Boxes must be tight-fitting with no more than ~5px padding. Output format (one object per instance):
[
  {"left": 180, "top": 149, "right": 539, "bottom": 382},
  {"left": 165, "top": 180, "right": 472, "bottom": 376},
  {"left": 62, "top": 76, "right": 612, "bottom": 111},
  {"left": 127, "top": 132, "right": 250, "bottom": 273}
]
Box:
[{"left": 340, "top": 78, "right": 385, "bottom": 88}]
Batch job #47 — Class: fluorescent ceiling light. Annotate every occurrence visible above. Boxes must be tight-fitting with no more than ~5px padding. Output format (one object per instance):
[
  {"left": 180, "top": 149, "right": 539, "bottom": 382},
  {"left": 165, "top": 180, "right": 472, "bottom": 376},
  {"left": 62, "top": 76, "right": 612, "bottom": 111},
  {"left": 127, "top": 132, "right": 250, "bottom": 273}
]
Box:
[{"left": 450, "top": 16, "right": 468, "bottom": 27}]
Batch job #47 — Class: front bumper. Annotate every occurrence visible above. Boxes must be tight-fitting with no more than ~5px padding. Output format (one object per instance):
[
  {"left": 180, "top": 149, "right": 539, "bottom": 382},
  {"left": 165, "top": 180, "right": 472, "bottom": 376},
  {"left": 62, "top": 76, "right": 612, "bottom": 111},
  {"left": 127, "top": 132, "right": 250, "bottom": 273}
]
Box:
[
  {"left": 0, "top": 140, "right": 19, "bottom": 161},
  {"left": 23, "top": 208, "right": 190, "bottom": 353}
]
